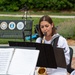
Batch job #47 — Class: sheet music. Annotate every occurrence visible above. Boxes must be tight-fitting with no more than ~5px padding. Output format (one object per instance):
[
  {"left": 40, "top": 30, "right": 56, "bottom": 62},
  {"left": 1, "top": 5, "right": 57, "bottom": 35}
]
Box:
[
  {"left": 0, "top": 48, "right": 14, "bottom": 74},
  {"left": 8, "top": 48, "right": 39, "bottom": 75}
]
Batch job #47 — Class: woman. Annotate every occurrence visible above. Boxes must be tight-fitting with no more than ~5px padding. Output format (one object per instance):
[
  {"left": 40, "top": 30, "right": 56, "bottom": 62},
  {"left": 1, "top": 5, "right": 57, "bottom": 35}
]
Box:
[{"left": 35, "top": 15, "right": 70, "bottom": 75}]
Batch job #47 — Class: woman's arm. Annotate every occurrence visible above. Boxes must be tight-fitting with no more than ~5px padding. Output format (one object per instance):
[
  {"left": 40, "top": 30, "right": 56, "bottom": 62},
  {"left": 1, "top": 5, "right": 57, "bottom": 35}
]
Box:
[{"left": 57, "top": 36, "right": 70, "bottom": 65}]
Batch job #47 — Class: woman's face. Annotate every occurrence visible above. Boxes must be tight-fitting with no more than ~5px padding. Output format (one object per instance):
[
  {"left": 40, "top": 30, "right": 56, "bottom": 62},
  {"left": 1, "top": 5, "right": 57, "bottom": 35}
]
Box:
[{"left": 40, "top": 21, "right": 53, "bottom": 37}]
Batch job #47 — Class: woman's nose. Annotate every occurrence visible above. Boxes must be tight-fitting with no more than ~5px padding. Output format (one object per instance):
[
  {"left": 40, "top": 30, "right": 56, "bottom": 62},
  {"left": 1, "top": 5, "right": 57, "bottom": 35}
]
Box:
[{"left": 43, "top": 27, "right": 47, "bottom": 31}]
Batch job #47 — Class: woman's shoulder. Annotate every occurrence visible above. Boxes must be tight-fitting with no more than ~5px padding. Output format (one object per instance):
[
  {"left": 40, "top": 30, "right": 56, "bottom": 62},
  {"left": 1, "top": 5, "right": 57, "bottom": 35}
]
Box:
[
  {"left": 36, "top": 37, "right": 42, "bottom": 43},
  {"left": 52, "top": 33, "right": 66, "bottom": 42},
  {"left": 59, "top": 35, "right": 67, "bottom": 42},
  {"left": 58, "top": 35, "right": 68, "bottom": 47}
]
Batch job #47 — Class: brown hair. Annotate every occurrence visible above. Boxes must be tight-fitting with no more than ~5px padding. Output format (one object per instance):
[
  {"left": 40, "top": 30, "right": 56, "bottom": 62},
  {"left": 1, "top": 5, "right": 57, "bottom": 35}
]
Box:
[{"left": 38, "top": 15, "right": 56, "bottom": 38}]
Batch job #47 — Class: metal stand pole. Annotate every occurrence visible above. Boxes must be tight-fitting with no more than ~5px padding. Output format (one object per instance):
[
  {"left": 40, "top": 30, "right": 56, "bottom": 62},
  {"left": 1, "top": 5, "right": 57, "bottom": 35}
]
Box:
[{"left": 22, "top": 4, "right": 32, "bottom": 42}]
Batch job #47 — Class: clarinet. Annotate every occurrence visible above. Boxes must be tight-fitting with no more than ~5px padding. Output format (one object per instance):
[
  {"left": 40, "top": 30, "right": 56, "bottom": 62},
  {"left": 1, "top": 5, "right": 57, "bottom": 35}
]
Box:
[
  {"left": 37, "top": 32, "right": 47, "bottom": 75},
  {"left": 42, "top": 32, "right": 47, "bottom": 43}
]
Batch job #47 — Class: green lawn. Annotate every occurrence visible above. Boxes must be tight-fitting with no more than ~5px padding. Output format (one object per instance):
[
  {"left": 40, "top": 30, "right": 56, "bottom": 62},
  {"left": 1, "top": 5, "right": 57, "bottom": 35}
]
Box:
[{"left": 0, "top": 11, "right": 75, "bottom": 15}]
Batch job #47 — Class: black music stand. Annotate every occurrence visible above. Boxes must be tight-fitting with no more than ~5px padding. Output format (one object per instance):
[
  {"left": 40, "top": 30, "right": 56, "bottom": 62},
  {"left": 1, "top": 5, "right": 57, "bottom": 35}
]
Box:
[{"left": 9, "top": 41, "right": 66, "bottom": 68}]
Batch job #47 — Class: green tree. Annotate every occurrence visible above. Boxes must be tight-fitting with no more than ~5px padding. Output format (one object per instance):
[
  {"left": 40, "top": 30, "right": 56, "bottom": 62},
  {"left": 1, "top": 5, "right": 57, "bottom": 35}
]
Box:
[{"left": 0, "top": 0, "right": 74, "bottom": 11}]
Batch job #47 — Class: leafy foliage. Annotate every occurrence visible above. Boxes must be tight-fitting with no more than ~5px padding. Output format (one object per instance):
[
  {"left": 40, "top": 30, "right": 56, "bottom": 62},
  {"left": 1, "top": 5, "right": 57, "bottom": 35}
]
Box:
[
  {"left": 0, "top": 0, "right": 74, "bottom": 11},
  {"left": 57, "top": 19, "right": 75, "bottom": 39}
]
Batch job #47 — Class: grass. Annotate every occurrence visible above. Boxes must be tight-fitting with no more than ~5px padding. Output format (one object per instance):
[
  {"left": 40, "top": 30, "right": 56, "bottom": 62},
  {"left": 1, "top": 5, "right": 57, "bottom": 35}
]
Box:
[
  {"left": 0, "top": 11, "right": 75, "bottom": 15},
  {"left": 0, "top": 39, "right": 24, "bottom": 44}
]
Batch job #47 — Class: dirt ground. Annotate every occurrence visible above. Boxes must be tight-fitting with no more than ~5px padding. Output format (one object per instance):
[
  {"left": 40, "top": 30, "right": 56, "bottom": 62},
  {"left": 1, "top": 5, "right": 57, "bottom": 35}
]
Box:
[
  {"left": 67, "top": 39, "right": 75, "bottom": 46},
  {"left": 67, "top": 39, "right": 75, "bottom": 75},
  {"left": 67, "top": 57, "right": 75, "bottom": 75}
]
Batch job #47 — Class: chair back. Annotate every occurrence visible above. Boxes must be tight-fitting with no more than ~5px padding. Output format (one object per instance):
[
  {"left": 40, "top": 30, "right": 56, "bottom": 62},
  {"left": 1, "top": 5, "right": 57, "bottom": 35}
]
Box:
[
  {"left": 67, "top": 47, "right": 74, "bottom": 73},
  {"left": 69, "top": 47, "right": 73, "bottom": 63}
]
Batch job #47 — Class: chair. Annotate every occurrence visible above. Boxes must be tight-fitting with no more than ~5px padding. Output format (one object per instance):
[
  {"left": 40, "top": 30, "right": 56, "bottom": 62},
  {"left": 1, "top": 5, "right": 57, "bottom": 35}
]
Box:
[
  {"left": 22, "top": 20, "right": 33, "bottom": 42},
  {"left": 35, "top": 24, "right": 39, "bottom": 34},
  {"left": 67, "top": 47, "right": 74, "bottom": 73}
]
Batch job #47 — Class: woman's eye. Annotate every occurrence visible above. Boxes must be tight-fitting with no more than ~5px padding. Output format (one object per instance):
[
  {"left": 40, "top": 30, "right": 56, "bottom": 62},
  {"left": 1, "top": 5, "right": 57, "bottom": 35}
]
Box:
[
  {"left": 40, "top": 26, "right": 44, "bottom": 28},
  {"left": 40, "top": 25, "right": 49, "bottom": 28},
  {"left": 45, "top": 25, "right": 49, "bottom": 27}
]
